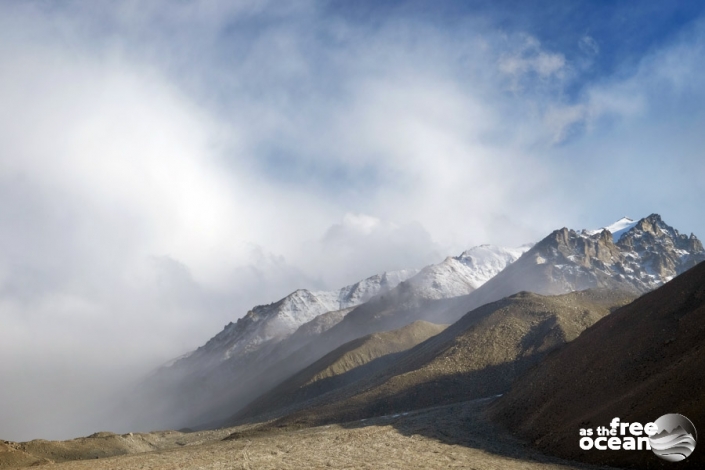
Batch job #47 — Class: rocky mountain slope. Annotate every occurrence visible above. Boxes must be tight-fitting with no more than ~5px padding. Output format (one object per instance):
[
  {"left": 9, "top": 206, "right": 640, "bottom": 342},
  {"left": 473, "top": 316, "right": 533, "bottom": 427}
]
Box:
[
  {"left": 157, "top": 243, "right": 528, "bottom": 385},
  {"left": 128, "top": 270, "right": 416, "bottom": 430},
  {"left": 132, "top": 244, "right": 528, "bottom": 431},
  {"left": 490, "top": 259, "right": 705, "bottom": 469},
  {"left": 274, "top": 214, "right": 704, "bottom": 396},
  {"left": 136, "top": 214, "right": 703, "bottom": 432},
  {"left": 271, "top": 245, "right": 533, "bottom": 373},
  {"left": 234, "top": 321, "right": 447, "bottom": 423},
  {"left": 176, "top": 269, "right": 418, "bottom": 370},
  {"left": 443, "top": 214, "right": 704, "bottom": 322},
  {"left": 229, "top": 288, "right": 635, "bottom": 428},
  {"left": 171, "top": 244, "right": 528, "bottom": 381}
]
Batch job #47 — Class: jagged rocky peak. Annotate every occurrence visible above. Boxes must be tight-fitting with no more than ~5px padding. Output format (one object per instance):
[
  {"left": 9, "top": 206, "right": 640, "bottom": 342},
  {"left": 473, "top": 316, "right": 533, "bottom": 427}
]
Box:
[
  {"left": 616, "top": 213, "right": 704, "bottom": 278},
  {"left": 528, "top": 214, "right": 704, "bottom": 293},
  {"left": 617, "top": 213, "right": 703, "bottom": 252},
  {"left": 533, "top": 226, "right": 620, "bottom": 270}
]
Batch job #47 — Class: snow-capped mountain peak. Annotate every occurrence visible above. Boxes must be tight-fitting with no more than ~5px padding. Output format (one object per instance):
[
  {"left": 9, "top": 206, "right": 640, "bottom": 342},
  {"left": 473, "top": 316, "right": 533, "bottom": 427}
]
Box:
[
  {"left": 533, "top": 214, "right": 705, "bottom": 292},
  {"left": 457, "top": 244, "right": 533, "bottom": 284},
  {"left": 404, "top": 244, "right": 532, "bottom": 299}
]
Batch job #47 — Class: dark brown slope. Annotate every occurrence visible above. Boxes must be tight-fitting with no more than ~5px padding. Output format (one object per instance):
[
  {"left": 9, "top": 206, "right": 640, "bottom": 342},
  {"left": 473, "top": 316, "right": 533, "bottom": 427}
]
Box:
[
  {"left": 239, "top": 289, "right": 634, "bottom": 428},
  {"left": 491, "top": 261, "right": 705, "bottom": 469},
  {"left": 234, "top": 321, "right": 447, "bottom": 422}
]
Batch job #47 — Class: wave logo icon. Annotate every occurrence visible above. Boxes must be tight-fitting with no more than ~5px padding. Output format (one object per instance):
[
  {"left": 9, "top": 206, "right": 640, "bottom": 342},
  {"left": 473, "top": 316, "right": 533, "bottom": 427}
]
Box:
[{"left": 649, "top": 414, "right": 697, "bottom": 462}]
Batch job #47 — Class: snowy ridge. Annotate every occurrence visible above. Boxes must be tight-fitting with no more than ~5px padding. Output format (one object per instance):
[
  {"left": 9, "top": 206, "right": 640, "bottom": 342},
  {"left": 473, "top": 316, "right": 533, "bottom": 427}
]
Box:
[
  {"left": 405, "top": 244, "right": 532, "bottom": 299},
  {"left": 173, "top": 269, "right": 418, "bottom": 367},
  {"left": 138, "top": 213, "right": 704, "bottom": 433},
  {"left": 161, "top": 215, "right": 703, "bottom": 376},
  {"left": 167, "top": 244, "right": 532, "bottom": 370},
  {"left": 338, "top": 270, "right": 416, "bottom": 307}
]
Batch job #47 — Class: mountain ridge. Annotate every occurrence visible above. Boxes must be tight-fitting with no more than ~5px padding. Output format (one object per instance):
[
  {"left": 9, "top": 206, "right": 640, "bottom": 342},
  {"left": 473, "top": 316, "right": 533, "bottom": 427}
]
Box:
[
  {"left": 444, "top": 214, "right": 705, "bottom": 321},
  {"left": 228, "top": 288, "right": 636, "bottom": 429},
  {"left": 130, "top": 243, "right": 528, "bottom": 431},
  {"left": 133, "top": 214, "right": 704, "bottom": 433}
]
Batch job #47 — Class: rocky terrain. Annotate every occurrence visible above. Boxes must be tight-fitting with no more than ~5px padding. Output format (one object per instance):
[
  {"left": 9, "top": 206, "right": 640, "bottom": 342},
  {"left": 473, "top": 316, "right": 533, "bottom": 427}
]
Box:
[
  {"left": 283, "top": 214, "right": 704, "bottom": 389},
  {"left": 230, "top": 288, "right": 635, "bottom": 428},
  {"left": 449, "top": 214, "right": 704, "bottom": 322},
  {"left": 491, "top": 258, "right": 705, "bottom": 468},
  {"left": 235, "top": 320, "right": 447, "bottom": 423},
  {"left": 0, "top": 399, "right": 620, "bottom": 470},
  {"left": 0, "top": 429, "right": 232, "bottom": 468}
]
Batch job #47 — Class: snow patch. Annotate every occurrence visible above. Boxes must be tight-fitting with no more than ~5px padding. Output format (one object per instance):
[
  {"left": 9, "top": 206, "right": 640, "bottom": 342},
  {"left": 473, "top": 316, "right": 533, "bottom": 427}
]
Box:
[{"left": 585, "top": 217, "right": 638, "bottom": 242}]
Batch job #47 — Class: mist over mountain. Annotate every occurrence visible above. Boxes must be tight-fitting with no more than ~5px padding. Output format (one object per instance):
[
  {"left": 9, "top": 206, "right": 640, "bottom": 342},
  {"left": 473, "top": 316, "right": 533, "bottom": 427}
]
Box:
[
  {"left": 125, "top": 269, "right": 416, "bottom": 429},
  {"left": 2, "top": 213, "right": 703, "bottom": 469},
  {"left": 126, "top": 214, "right": 703, "bottom": 433},
  {"left": 127, "top": 244, "right": 528, "bottom": 430}
]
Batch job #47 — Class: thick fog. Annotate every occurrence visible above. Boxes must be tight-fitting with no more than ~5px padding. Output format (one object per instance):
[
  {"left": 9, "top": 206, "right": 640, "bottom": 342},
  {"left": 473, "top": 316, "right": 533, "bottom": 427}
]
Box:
[{"left": 1, "top": 1, "right": 705, "bottom": 441}]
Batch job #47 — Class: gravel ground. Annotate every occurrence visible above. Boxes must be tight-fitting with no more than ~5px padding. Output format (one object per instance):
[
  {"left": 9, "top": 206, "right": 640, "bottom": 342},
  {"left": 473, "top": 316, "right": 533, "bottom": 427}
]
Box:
[{"left": 28, "top": 399, "right": 620, "bottom": 470}]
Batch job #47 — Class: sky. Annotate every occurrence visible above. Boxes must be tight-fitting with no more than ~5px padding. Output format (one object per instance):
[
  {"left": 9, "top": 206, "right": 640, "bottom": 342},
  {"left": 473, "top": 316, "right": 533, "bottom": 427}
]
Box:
[{"left": 1, "top": 0, "right": 705, "bottom": 441}]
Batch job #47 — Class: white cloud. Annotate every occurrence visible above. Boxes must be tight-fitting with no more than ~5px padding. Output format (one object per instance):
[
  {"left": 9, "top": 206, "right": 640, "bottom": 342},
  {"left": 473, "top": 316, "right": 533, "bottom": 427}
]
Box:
[
  {"left": 310, "top": 213, "right": 440, "bottom": 288},
  {"left": 0, "top": 3, "right": 576, "bottom": 440}
]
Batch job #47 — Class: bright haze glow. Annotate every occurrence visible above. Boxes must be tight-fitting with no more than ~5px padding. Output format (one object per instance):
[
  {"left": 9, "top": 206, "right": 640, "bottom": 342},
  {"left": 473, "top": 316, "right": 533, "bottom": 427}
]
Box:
[{"left": 1, "top": 1, "right": 705, "bottom": 441}]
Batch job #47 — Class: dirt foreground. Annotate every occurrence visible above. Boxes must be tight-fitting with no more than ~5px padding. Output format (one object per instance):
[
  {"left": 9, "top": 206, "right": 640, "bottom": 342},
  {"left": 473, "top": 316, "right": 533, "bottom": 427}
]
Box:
[{"left": 2, "top": 399, "right": 621, "bottom": 469}]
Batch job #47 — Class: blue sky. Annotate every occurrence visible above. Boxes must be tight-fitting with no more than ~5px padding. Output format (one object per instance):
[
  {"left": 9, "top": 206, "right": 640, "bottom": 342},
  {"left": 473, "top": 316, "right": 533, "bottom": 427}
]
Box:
[
  {"left": 0, "top": 0, "right": 704, "bottom": 440},
  {"left": 328, "top": 0, "right": 704, "bottom": 75}
]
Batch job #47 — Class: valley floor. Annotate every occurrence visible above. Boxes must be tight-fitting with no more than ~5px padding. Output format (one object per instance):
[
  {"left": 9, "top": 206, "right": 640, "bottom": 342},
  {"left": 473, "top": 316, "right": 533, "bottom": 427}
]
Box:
[{"left": 24, "top": 399, "right": 618, "bottom": 470}]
